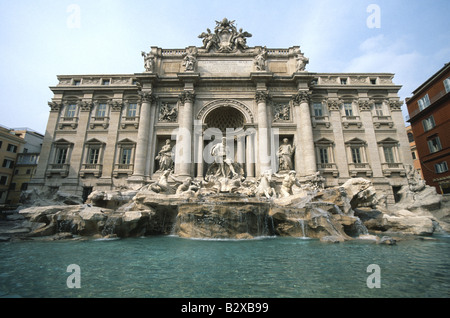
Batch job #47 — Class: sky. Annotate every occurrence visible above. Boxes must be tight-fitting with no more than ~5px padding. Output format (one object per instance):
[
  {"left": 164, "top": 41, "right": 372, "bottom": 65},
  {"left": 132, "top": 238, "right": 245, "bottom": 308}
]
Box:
[{"left": 0, "top": 0, "right": 449, "bottom": 135}]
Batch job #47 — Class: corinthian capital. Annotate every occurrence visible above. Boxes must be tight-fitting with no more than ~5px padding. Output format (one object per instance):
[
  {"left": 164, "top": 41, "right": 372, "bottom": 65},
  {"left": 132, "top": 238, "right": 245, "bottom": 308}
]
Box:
[
  {"left": 292, "top": 91, "right": 311, "bottom": 105},
  {"left": 255, "top": 91, "right": 270, "bottom": 103},
  {"left": 179, "top": 91, "right": 196, "bottom": 104},
  {"left": 138, "top": 90, "right": 155, "bottom": 103},
  {"left": 388, "top": 100, "right": 403, "bottom": 111},
  {"left": 48, "top": 101, "right": 62, "bottom": 112}
]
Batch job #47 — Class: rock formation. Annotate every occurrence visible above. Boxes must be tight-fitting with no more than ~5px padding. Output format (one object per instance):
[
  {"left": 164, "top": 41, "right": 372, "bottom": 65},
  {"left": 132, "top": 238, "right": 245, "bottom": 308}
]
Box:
[{"left": 2, "top": 168, "right": 448, "bottom": 242}]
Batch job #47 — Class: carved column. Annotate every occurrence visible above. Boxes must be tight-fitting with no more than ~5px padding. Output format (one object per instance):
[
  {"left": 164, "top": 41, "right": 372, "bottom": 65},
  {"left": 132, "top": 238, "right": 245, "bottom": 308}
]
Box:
[
  {"left": 293, "top": 91, "right": 316, "bottom": 176},
  {"left": 130, "top": 91, "right": 154, "bottom": 182},
  {"left": 246, "top": 131, "right": 255, "bottom": 178},
  {"left": 255, "top": 91, "right": 271, "bottom": 175},
  {"left": 359, "top": 99, "right": 382, "bottom": 178},
  {"left": 175, "top": 91, "right": 195, "bottom": 177}
]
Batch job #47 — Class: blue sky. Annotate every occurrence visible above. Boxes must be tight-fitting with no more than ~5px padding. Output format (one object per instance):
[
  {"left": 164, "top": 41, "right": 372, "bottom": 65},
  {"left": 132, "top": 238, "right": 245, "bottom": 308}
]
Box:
[{"left": 1, "top": 0, "right": 449, "bottom": 134}]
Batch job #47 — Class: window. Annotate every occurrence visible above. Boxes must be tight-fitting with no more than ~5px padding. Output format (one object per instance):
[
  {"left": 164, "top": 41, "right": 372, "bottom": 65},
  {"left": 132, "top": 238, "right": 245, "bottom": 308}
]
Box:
[
  {"left": 88, "top": 148, "right": 100, "bottom": 164},
  {"left": 56, "top": 147, "right": 68, "bottom": 164},
  {"left": 313, "top": 102, "right": 323, "bottom": 117},
  {"left": 407, "top": 132, "right": 414, "bottom": 143},
  {"left": 411, "top": 151, "right": 416, "bottom": 160},
  {"left": 370, "top": 78, "right": 377, "bottom": 85},
  {"left": 127, "top": 103, "right": 137, "bottom": 117},
  {"left": 427, "top": 136, "right": 442, "bottom": 153},
  {"left": 26, "top": 169, "right": 31, "bottom": 175},
  {"left": 120, "top": 148, "right": 132, "bottom": 164},
  {"left": 66, "top": 104, "right": 77, "bottom": 117},
  {"left": 340, "top": 78, "right": 347, "bottom": 85},
  {"left": 444, "top": 78, "right": 450, "bottom": 93},
  {"left": 422, "top": 115, "right": 435, "bottom": 131},
  {"left": 96, "top": 103, "right": 107, "bottom": 117},
  {"left": 2, "top": 159, "right": 14, "bottom": 169},
  {"left": 9, "top": 183, "right": 16, "bottom": 191},
  {"left": 374, "top": 102, "right": 383, "bottom": 116},
  {"left": 102, "top": 79, "right": 110, "bottom": 85},
  {"left": 351, "top": 147, "right": 362, "bottom": 163},
  {"left": 344, "top": 103, "right": 353, "bottom": 116},
  {"left": 21, "top": 183, "right": 28, "bottom": 191},
  {"left": 7, "top": 144, "right": 18, "bottom": 153},
  {"left": 418, "top": 94, "right": 431, "bottom": 111},
  {"left": 74, "top": 80, "right": 81, "bottom": 86},
  {"left": 0, "top": 141, "right": 2, "bottom": 149},
  {"left": 318, "top": 148, "right": 329, "bottom": 164},
  {"left": 0, "top": 176, "right": 7, "bottom": 185},
  {"left": 383, "top": 146, "right": 395, "bottom": 163},
  {"left": 435, "top": 161, "right": 448, "bottom": 174}
]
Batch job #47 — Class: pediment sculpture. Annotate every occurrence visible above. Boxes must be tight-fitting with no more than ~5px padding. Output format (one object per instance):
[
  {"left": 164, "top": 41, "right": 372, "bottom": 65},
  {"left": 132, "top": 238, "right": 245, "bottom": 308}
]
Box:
[{"left": 198, "top": 18, "right": 252, "bottom": 53}]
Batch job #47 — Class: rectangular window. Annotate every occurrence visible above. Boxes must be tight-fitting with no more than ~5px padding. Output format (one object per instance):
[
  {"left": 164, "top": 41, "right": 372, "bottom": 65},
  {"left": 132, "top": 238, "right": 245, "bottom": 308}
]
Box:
[
  {"left": 383, "top": 146, "right": 395, "bottom": 163},
  {"left": 411, "top": 151, "right": 416, "bottom": 160},
  {"left": 102, "top": 79, "right": 110, "bottom": 85},
  {"left": 435, "top": 161, "right": 448, "bottom": 174},
  {"left": 418, "top": 94, "right": 431, "bottom": 111},
  {"left": 0, "top": 176, "right": 7, "bottom": 185},
  {"left": 375, "top": 103, "right": 383, "bottom": 116},
  {"left": 351, "top": 147, "right": 362, "bottom": 163},
  {"left": 340, "top": 78, "right": 347, "bottom": 85},
  {"left": 444, "top": 78, "right": 450, "bottom": 93},
  {"left": 344, "top": 103, "right": 353, "bottom": 116},
  {"left": 422, "top": 115, "right": 436, "bottom": 132},
  {"left": 96, "top": 103, "right": 107, "bottom": 117},
  {"left": 88, "top": 148, "right": 100, "bottom": 164},
  {"left": 21, "top": 183, "right": 28, "bottom": 191},
  {"left": 0, "top": 141, "right": 2, "bottom": 149},
  {"left": 370, "top": 78, "right": 377, "bottom": 85},
  {"left": 427, "top": 136, "right": 442, "bottom": 153},
  {"left": 56, "top": 148, "right": 68, "bottom": 164},
  {"left": 7, "top": 144, "right": 18, "bottom": 153},
  {"left": 318, "top": 148, "right": 329, "bottom": 164},
  {"left": 2, "top": 159, "right": 14, "bottom": 169},
  {"left": 313, "top": 102, "right": 323, "bottom": 117},
  {"left": 121, "top": 148, "right": 132, "bottom": 164},
  {"left": 66, "top": 104, "right": 77, "bottom": 117},
  {"left": 74, "top": 80, "right": 81, "bottom": 86},
  {"left": 127, "top": 103, "right": 137, "bottom": 117}
]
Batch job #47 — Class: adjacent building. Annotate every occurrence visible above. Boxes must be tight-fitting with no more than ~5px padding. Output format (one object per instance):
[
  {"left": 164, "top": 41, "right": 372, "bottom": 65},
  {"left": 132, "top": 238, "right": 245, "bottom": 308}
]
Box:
[
  {"left": 29, "top": 19, "right": 413, "bottom": 205},
  {"left": 406, "top": 63, "right": 450, "bottom": 194},
  {"left": 406, "top": 125, "right": 423, "bottom": 178}
]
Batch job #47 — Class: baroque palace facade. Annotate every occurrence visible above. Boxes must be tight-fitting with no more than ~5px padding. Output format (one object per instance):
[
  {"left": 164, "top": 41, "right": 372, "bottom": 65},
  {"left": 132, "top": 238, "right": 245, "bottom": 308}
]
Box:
[{"left": 31, "top": 19, "right": 412, "bottom": 204}]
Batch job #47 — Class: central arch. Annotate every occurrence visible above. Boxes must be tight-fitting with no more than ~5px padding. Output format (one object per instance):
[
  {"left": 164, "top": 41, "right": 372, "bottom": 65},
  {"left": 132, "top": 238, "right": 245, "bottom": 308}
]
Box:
[{"left": 196, "top": 99, "right": 254, "bottom": 125}]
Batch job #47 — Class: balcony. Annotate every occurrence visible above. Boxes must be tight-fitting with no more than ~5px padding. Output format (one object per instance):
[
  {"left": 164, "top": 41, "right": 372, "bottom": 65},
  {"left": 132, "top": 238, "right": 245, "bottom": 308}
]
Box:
[
  {"left": 58, "top": 117, "right": 78, "bottom": 129},
  {"left": 381, "top": 162, "right": 406, "bottom": 177},
  {"left": 317, "top": 163, "right": 339, "bottom": 177},
  {"left": 89, "top": 116, "right": 109, "bottom": 129},
  {"left": 80, "top": 164, "right": 102, "bottom": 178},
  {"left": 46, "top": 164, "right": 70, "bottom": 178},
  {"left": 312, "top": 116, "right": 331, "bottom": 128},
  {"left": 348, "top": 163, "right": 372, "bottom": 177},
  {"left": 113, "top": 163, "right": 134, "bottom": 177},
  {"left": 341, "top": 116, "right": 362, "bottom": 129},
  {"left": 373, "top": 115, "right": 394, "bottom": 129},
  {"left": 121, "top": 116, "right": 139, "bottom": 129}
]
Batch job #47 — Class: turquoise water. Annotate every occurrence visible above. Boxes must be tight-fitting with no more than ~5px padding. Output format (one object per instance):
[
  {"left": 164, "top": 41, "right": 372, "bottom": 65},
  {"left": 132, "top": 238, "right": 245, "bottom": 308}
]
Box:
[{"left": 0, "top": 235, "right": 449, "bottom": 298}]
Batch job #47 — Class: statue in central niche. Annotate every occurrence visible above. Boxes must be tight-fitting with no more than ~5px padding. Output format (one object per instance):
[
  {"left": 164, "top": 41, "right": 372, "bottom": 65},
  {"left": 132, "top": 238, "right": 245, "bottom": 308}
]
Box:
[{"left": 209, "top": 137, "right": 238, "bottom": 179}]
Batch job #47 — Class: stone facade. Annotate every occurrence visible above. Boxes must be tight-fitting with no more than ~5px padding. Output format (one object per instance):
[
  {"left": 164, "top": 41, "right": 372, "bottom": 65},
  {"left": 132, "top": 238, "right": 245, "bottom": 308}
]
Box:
[{"left": 30, "top": 19, "right": 412, "bottom": 205}]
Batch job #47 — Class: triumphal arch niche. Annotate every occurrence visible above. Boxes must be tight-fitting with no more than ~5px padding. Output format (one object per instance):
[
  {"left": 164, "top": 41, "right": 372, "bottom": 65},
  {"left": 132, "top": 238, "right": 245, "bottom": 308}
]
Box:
[{"left": 35, "top": 18, "right": 411, "bottom": 205}]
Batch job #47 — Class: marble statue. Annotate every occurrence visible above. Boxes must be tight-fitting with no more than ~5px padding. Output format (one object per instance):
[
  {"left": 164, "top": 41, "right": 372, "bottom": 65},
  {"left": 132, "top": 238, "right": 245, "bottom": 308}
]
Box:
[
  {"left": 158, "top": 103, "right": 178, "bottom": 122},
  {"left": 209, "top": 137, "right": 238, "bottom": 179},
  {"left": 254, "top": 47, "right": 267, "bottom": 71},
  {"left": 155, "top": 139, "right": 174, "bottom": 172},
  {"left": 254, "top": 170, "right": 277, "bottom": 199},
  {"left": 182, "top": 47, "right": 198, "bottom": 72},
  {"left": 141, "top": 51, "right": 155, "bottom": 72},
  {"left": 295, "top": 54, "right": 309, "bottom": 72},
  {"left": 277, "top": 138, "right": 295, "bottom": 172},
  {"left": 274, "top": 170, "right": 302, "bottom": 197}
]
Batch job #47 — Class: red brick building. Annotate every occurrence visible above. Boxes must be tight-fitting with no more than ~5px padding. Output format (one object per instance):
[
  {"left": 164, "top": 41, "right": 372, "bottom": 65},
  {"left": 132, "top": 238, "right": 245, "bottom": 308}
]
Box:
[{"left": 406, "top": 63, "right": 450, "bottom": 194}]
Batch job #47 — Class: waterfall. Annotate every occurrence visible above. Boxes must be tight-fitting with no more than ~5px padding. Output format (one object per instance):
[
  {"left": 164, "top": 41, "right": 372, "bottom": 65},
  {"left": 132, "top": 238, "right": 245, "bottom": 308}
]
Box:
[{"left": 298, "top": 219, "right": 307, "bottom": 238}]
